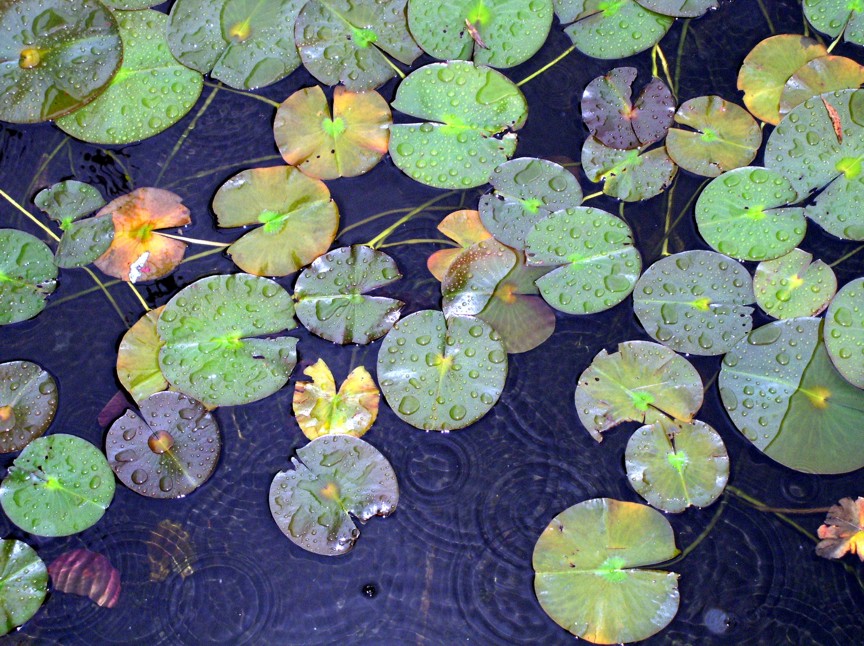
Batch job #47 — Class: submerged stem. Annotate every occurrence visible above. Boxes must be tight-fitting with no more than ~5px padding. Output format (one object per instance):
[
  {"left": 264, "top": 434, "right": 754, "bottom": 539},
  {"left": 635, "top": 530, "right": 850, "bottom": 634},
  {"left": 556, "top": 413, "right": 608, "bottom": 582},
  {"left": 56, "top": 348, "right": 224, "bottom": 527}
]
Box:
[
  {"left": 830, "top": 244, "right": 864, "bottom": 268},
  {"left": 366, "top": 191, "right": 459, "bottom": 248},
  {"left": 156, "top": 84, "right": 221, "bottom": 186},
  {"left": 377, "top": 238, "right": 459, "bottom": 249},
  {"left": 202, "top": 81, "right": 280, "bottom": 108},
  {"left": 516, "top": 45, "right": 576, "bottom": 87},
  {"left": 82, "top": 267, "right": 128, "bottom": 326},
  {"left": 665, "top": 497, "right": 728, "bottom": 566}
]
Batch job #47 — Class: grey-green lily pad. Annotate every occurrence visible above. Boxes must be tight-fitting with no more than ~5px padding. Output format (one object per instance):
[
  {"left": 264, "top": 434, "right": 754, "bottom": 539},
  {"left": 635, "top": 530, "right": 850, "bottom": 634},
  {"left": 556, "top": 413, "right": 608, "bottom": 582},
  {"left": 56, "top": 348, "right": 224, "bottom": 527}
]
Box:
[
  {"left": 117, "top": 307, "right": 168, "bottom": 404},
  {"left": 157, "top": 273, "right": 299, "bottom": 408},
  {"left": 824, "top": 278, "right": 864, "bottom": 388},
  {"left": 0, "top": 539, "right": 47, "bottom": 637},
  {"left": 581, "top": 137, "right": 677, "bottom": 202},
  {"left": 294, "top": 245, "right": 404, "bottom": 345},
  {"left": 635, "top": 0, "right": 716, "bottom": 17},
  {"left": 407, "top": 0, "right": 553, "bottom": 69},
  {"left": 633, "top": 250, "right": 754, "bottom": 356},
  {"left": 575, "top": 340, "right": 703, "bottom": 442},
  {"left": 34, "top": 181, "right": 105, "bottom": 224},
  {"left": 533, "top": 498, "right": 680, "bottom": 644},
  {"left": 56, "top": 10, "right": 204, "bottom": 145},
  {"left": 442, "top": 238, "right": 517, "bottom": 318},
  {"left": 804, "top": 0, "right": 864, "bottom": 47},
  {"left": 35, "top": 181, "right": 113, "bottom": 269},
  {"left": 0, "top": 434, "right": 115, "bottom": 537},
  {"left": 625, "top": 419, "right": 729, "bottom": 514},
  {"left": 0, "top": 361, "right": 57, "bottom": 454},
  {"left": 389, "top": 61, "right": 527, "bottom": 189},
  {"left": 754, "top": 249, "right": 837, "bottom": 319},
  {"left": 720, "top": 317, "right": 864, "bottom": 474},
  {"left": 0, "top": 229, "right": 57, "bottom": 325},
  {"left": 377, "top": 310, "right": 507, "bottom": 430},
  {"left": 269, "top": 434, "right": 398, "bottom": 556},
  {"left": 0, "top": 0, "right": 122, "bottom": 123},
  {"left": 106, "top": 391, "right": 221, "bottom": 499},
  {"left": 524, "top": 207, "right": 642, "bottom": 315},
  {"left": 694, "top": 166, "right": 806, "bottom": 261},
  {"left": 779, "top": 55, "right": 864, "bottom": 117},
  {"left": 102, "top": 0, "right": 162, "bottom": 7}
]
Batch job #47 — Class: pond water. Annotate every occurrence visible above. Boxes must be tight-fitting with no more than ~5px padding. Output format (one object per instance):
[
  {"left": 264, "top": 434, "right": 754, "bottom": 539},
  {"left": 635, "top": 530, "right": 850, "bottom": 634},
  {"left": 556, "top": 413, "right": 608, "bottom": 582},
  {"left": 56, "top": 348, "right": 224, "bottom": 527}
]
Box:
[{"left": 1, "top": 0, "right": 863, "bottom": 643}]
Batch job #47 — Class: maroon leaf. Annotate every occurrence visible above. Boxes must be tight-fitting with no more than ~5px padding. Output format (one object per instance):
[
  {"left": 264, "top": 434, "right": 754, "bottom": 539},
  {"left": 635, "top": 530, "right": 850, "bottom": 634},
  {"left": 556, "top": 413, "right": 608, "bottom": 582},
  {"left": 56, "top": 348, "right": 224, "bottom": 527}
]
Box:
[{"left": 48, "top": 549, "right": 121, "bottom": 608}]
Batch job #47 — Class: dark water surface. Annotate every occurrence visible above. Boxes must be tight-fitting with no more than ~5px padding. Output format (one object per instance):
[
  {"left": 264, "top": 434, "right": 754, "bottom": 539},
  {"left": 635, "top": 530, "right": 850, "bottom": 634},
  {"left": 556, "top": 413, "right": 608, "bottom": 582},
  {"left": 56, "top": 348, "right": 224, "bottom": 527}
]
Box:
[{"left": 2, "top": 0, "right": 863, "bottom": 644}]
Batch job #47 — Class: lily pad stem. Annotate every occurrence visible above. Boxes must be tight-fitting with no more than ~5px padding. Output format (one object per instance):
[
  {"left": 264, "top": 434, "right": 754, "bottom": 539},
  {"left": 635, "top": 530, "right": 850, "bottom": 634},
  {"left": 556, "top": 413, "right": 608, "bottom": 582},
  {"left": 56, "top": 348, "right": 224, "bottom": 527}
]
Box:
[
  {"left": 665, "top": 497, "right": 727, "bottom": 565},
  {"left": 0, "top": 188, "right": 60, "bottom": 242},
  {"left": 82, "top": 266, "right": 128, "bottom": 326},
  {"left": 829, "top": 243, "right": 864, "bottom": 268},
  {"left": 516, "top": 45, "right": 576, "bottom": 87},
  {"left": 202, "top": 81, "right": 280, "bottom": 108},
  {"left": 339, "top": 205, "right": 457, "bottom": 237},
  {"left": 726, "top": 486, "right": 829, "bottom": 515},
  {"left": 581, "top": 190, "right": 604, "bottom": 202},
  {"left": 826, "top": 13, "right": 853, "bottom": 54},
  {"left": 125, "top": 281, "right": 151, "bottom": 312},
  {"left": 158, "top": 232, "right": 230, "bottom": 248},
  {"left": 377, "top": 238, "right": 459, "bottom": 249},
  {"left": 381, "top": 55, "right": 406, "bottom": 80},
  {"left": 651, "top": 44, "right": 674, "bottom": 94},
  {"left": 366, "top": 191, "right": 459, "bottom": 248}
]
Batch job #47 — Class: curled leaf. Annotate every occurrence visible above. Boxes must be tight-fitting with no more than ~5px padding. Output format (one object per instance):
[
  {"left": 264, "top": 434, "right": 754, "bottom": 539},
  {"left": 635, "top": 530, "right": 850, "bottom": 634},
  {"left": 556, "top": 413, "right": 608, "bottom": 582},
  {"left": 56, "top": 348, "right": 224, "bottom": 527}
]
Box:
[
  {"left": 816, "top": 497, "right": 864, "bottom": 561},
  {"left": 148, "top": 519, "right": 195, "bottom": 582},
  {"left": 427, "top": 209, "right": 493, "bottom": 281},
  {"left": 48, "top": 549, "right": 121, "bottom": 608}
]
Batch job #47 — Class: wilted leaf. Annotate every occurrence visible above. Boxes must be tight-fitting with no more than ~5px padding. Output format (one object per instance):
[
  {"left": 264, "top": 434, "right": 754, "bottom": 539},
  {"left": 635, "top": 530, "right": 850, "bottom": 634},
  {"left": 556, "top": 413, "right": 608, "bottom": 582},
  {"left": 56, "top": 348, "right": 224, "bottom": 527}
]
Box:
[
  {"left": 148, "top": 519, "right": 195, "bottom": 582},
  {"left": 816, "top": 497, "right": 864, "bottom": 560},
  {"left": 427, "top": 209, "right": 493, "bottom": 281}
]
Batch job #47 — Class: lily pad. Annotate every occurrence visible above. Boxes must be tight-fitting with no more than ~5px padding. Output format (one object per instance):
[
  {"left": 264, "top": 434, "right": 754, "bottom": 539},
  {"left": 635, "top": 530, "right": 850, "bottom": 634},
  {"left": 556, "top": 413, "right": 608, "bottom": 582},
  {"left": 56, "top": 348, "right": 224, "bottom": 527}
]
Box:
[
  {"left": 0, "top": 360, "right": 57, "bottom": 454},
  {"left": 625, "top": 419, "right": 729, "bottom": 514},
  {"left": 0, "top": 539, "right": 47, "bottom": 637},
  {"left": 269, "top": 434, "right": 398, "bottom": 556},
  {"left": 293, "top": 245, "right": 404, "bottom": 345},
  {"left": 377, "top": 310, "right": 507, "bottom": 430},
  {"left": 48, "top": 548, "right": 121, "bottom": 608},
  {"left": 427, "top": 209, "right": 493, "bottom": 280},
  {"left": 635, "top": 0, "right": 716, "bottom": 17},
  {"left": 157, "top": 273, "right": 299, "bottom": 408},
  {"left": 694, "top": 166, "right": 806, "bottom": 261},
  {"left": 666, "top": 95, "right": 762, "bottom": 177},
  {"left": 106, "top": 391, "right": 221, "bottom": 499},
  {"left": 804, "top": 0, "right": 864, "bottom": 48},
  {"left": 102, "top": 0, "right": 162, "bottom": 7},
  {"left": 0, "top": 434, "right": 115, "bottom": 537},
  {"left": 633, "top": 250, "right": 754, "bottom": 355},
  {"left": 533, "top": 498, "right": 680, "bottom": 644},
  {"left": 117, "top": 307, "right": 168, "bottom": 404},
  {"left": 754, "top": 249, "right": 837, "bottom": 319},
  {"left": 720, "top": 317, "right": 864, "bottom": 474},
  {"left": 34, "top": 180, "right": 105, "bottom": 224},
  {"left": 816, "top": 497, "right": 864, "bottom": 561},
  {"left": 780, "top": 55, "right": 864, "bottom": 117},
  {"left": 581, "top": 138, "right": 677, "bottom": 202},
  {"left": 0, "top": 229, "right": 57, "bottom": 325},
  {"left": 35, "top": 180, "right": 112, "bottom": 268},
  {"left": 293, "top": 359, "right": 380, "bottom": 440},
  {"left": 407, "top": 0, "right": 553, "bottom": 69},
  {"left": 824, "top": 278, "right": 864, "bottom": 388},
  {"left": 56, "top": 10, "right": 203, "bottom": 145},
  {"left": 575, "top": 340, "right": 703, "bottom": 442},
  {"left": 389, "top": 61, "right": 527, "bottom": 189},
  {"left": 442, "top": 238, "right": 517, "bottom": 318},
  {"left": 524, "top": 207, "right": 642, "bottom": 315},
  {"left": 167, "top": 0, "right": 303, "bottom": 90},
  {"left": 0, "top": 0, "right": 122, "bottom": 123},
  {"left": 213, "top": 166, "right": 339, "bottom": 276}
]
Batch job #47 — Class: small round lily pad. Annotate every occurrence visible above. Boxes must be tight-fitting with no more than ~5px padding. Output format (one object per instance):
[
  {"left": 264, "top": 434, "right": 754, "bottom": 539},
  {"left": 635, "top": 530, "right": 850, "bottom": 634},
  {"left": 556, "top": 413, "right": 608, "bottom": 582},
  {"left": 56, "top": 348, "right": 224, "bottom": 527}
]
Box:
[
  {"left": 582, "top": 138, "right": 677, "bottom": 202},
  {"left": 0, "top": 360, "right": 57, "bottom": 454},
  {"left": 0, "top": 434, "right": 115, "bottom": 537},
  {"left": 754, "top": 249, "right": 837, "bottom": 319},
  {"left": 117, "top": 306, "right": 168, "bottom": 404},
  {"left": 35, "top": 180, "right": 105, "bottom": 225},
  {"left": 269, "top": 435, "right": 398, "bottom": 556},
  {"left": 0, "top": 229, "right": 57, "bottom": 325},
  {"left": 824, "top": 278, "right": 864, "bottom": 388},
  {"left": 780, "top": 55, "right": 864, "bottom": 117},
  {"left": 35, "top": 180, "right": 112, "bottom": 269},
  {"left": 0, "top": 539, "right": 47, "bottom": 637},
  {"left": 804, "top": 0, "right": 864, "bottom": 48}
]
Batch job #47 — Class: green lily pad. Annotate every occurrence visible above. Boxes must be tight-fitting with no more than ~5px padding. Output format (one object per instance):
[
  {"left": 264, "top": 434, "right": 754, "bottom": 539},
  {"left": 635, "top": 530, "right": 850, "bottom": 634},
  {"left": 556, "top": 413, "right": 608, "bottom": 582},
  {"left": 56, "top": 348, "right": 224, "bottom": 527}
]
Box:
[
  {"left": 102, "top": 0, "right": 162, "bottom": 7},
  {"left": 35, "top": 181, "right": 113, "bottom": 269},
  {"left": 479, "top": 157, "right": 584, "bottom": 250},
  {"left": 824, "top": 278, "right": 864, "bottom": 388},
  {"left": 633, "top": 250, "right": 754, "bottom": 356},
  {"left": 575, "top": 340, "right": 703, "bottom": 442},
  {"left": 117, "top": 306, "right": 169, "bottom": 404},
  {"left": 581, "top": 138, "right": 677, "bottom": 202},
  {"left": 0, "top": 0, "right": 122, "bottom": 123},
  {"left": 635, "top": 0, "right": 716, "bottom": 16},
  {"left": 295, "top": 0, "right": 422, "bottom": 91},
  {"left": 294, "top": 245, "right": 404, "bottom": 345},
  {"left": 167, "top": 0, "right": 303, "bottom": 90},
  {"left": 554, "top": 0, "right": 674, "bottom": 59},
  {"left": 34, "top": 181, "right": 105, "bottom": 224},
  {"left": 0, "top": 539, "right": 47, "bottom": 637},
  {"left": 780, "top": 55, "right": 864, "bottom": 117},
  {"left": 213, "top": 166, "right": 339, "bottom": 276},
  {"left": 0, "top": 434, "right": 115, "bottom": 537},
  {"left": 157, "top": 274, "right": 299, "bottom": 408},
  {"left": 0, "top": 360, "right": 57, "bottom": 454},
  {"left": 442, "top": 238, "right": 517, "bottom": 318},
  {"left": 106, "top": 391, "right": 221, "bottom": 499},
  {"left": 269, "top": 434, "right": 398, "bottom": 556},
  {"left": 666, "top": 95, "right": 762, "bottom": 177},
  {"left": 377, "top": 310, "right": 507, "bottom": 430},
  {"left": 694, "top": 166, "right": 806, "bottom": 261},
  {"left": 754, "top": 249, "right": 837, "bottom": 319},
  {"left": 524, "top": 207, "right": 642, "bottom": 315},
  {"left": 533, "top": 498, "right": 680, "bottom": 644},
  {"left": 389, "top": 61, "right": 527, "bottom": 189},
  {"left": 625, "top": 419, "right": 729, "bottom": 514},
  {"left": 407, "top": 0, "right": 553, "bottom": 69},
  {"left": 56, "top": 10, "right": 203, "bottom": 145},
  {"left": 0, "top": 229, "right": 57, "bottom": 325},
  {"left": 804, "top": 0, "right": 864, "bottom": 47},
  {"left": 720, "top": 317, "right": 864, "bottom": 474}
]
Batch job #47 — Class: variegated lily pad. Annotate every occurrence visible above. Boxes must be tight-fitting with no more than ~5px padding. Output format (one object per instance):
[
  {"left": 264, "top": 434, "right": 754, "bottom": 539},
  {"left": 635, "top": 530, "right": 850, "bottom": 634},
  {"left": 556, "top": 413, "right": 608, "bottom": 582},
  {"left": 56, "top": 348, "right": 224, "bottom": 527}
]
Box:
[
  {"left": 117, "top": 307, "right": 168, "bottom": 404},
  {"left": 779, "top": 55, "right": 864, "bottom": 116},
  {"left": 0, "top": 229, "right": 57, "bottom": 325},
  {"left": 824, "top": 278, "right": 864, "bottom": 388},
  {"left": 0, "top": 361, "right": 57, "bottom": 454},
  {"left": 582, "top": 138, "right": 677, "bottom": 202},
  {"left": 428, "top": 209, "right": 493, "bottom": 281},
  {"left": 754, "top": 249, "right": 837, "bottom": 319}
]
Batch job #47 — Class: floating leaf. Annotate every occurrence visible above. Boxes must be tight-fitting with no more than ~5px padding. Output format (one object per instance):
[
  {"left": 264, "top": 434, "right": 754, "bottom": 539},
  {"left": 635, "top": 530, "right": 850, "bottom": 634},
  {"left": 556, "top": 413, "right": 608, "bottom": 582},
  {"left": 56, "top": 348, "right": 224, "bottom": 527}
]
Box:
[
  {"left": 575, "top": 341, "right": 703, "bottom": 442},
  {"left": 428, "top": 209, "right": 493, "bottom": 281},
  {"left": 35, "top": 180, "right": 113, "bottom": 268},
  {"left": 816, "top": 497, "right": 864, "bottom": 561},
  {"left": 533, "top": 498, "right": 680, "bottom": 645},
  {"left": 635, "top": 0, "right": 717, "bottom": 17},
  {"left": 389, "top": 61, "right": 527, "bottom": 189},
  {"left": 213, "top": 166, "right": 339, "bottom": 276},
  {"left": 804, "top": 0, "right": 864, "bottom": 48},
  {"left": 582, "top": 138, "right": 677, "bottom": 202},
  {"left": 269, "top": 435, "right": 398, "bottom": 556},
  {"left": 157, "top": 274, "right": 298, "bottom": 408},
  {"left": 754, "top": 249, "right": 837, "bottom": 319},
  {"left": 0, "top": 434, "right": 115, "bottom": 537},
  {"left": 442, "top": 238, "right": 517, "bottom": 318},
  {"left": 48, "top": 549, "right": 121, "bottom": 608},
  {"left": 780, "top": 55, "right": 864, "bottom": 116},
  {"left": 117, "top": 307, "right": 168, "bottom": 404},
  {"left": 633, "top": 250, "right": 754, "bottom": 356},
  {"left": 0, "top": 539, "right": 47, "bottom": 637},
  {"left": 148, "top": 519, "right": 195, "bottom": 582},
  {"left": 0, "top": 229, "right": 57, "bottom": 325},
  {"left": 0, "top": 360, "right": 57, "bottom": 454},
  {"left": 293, "top": 245, "right": 403, "bottom": 344},
  {"left": 824, "top": 278, "right": 864, "bottom": 388},
  {"left": 34, "top": 181, "right": 105, "bottom": 224},
  {"left": 377, "top": 310, "right": 507, "bottom": 430}
]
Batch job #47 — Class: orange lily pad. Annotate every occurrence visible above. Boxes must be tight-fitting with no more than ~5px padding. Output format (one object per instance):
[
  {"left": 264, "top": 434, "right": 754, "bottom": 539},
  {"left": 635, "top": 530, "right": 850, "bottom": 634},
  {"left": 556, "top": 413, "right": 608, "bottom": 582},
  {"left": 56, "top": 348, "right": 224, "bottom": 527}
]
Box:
[
  {"left": 427, "top": 209, "right": 492, "bottom": 281},
  {"left": 816, "top": 496, "right": 864, "bottom": 561}
]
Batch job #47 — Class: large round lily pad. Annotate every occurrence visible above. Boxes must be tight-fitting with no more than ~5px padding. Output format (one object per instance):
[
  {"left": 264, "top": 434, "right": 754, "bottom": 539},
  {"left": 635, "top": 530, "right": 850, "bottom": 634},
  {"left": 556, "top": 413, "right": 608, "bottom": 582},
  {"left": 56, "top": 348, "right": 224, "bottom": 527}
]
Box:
[
  {"left": 0, "top": 434, "right": 115, "bottom": 537},
  {"left": 0, "top": 539, "right": 47, "bottom": 637},
  {"left": 533, "top": 498, "right": 680, "bottom": 644},
  {"left": 0, "top": 360, "right": 57, "bottom": 454},
  {"left": 804, "top": 0, "right": 864, "bottom": 48},
  {"left": 117, "top": 306, "right": 168, "bottom": 404},
  {"left": 824, "top": 278, "right": 864, "bottom": 388},
  {"left": 35, "top": 181, "right": 112, "bottom": 269},
  {"left": 269, "top": 435, "right": 398, "bottom": 556},
  {"left": 377, "top": 310, "right": 507, "bottom": 431},
  {"left": 779, "top": 55, "right": 864, "bottom": 117},
  {"left": 582, "top": 138, "right": 677, "bottom": 202},
  {"left": 157, "top": 274, "right": 299, "bottom": 408},
  {"left": 754, "top": 249, "right": 837, "bottom": 319},
  {"left": 635, "top": 0, "right": 716, "bottom": 17},
  {"left": 106, "top": 391, "right": 221, "bottom": 499},
  {"left": 0, "top": 229, "right": 57, "bottom": 325},
  {"left": 294, "top": 245, "right": 404, "bottom": 345}
]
